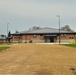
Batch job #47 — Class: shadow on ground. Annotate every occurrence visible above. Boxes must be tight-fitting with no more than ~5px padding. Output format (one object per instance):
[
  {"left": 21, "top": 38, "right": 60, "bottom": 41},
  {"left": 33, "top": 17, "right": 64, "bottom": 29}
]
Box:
[{"left": 34, "top": 69, "right": 53, "bottom": 75}]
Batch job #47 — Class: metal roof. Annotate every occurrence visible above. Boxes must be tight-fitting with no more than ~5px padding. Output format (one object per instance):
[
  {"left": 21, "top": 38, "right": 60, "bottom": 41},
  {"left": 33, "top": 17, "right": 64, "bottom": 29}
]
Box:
[
  {"left": 0, "top": 36, "right": 6, "bottom": 40},
  {"left": 20, "top": 27, "right": 75, "bottom": 34},
  {"left": 12, "top": 27, "right": 76, "bottom": 35}
]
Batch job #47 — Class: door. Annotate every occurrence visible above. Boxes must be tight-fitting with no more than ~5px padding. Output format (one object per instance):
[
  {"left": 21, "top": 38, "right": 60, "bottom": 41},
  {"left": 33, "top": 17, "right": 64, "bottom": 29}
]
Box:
[
  {"left": 50, "top": 37, "right": 54, "bottom": 42},
  {"left": 50, "top": 36, "right": 57, "bottom": 42}
]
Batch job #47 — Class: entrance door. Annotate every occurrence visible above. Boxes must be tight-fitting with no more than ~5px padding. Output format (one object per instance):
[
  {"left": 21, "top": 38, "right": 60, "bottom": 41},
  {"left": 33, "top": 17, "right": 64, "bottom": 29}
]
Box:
[
  {"left": 50, "top": 37, "right": 54, "bottom": 42},
  {"left": 44, "top": 35, "right": 57, "bottom": 43}
]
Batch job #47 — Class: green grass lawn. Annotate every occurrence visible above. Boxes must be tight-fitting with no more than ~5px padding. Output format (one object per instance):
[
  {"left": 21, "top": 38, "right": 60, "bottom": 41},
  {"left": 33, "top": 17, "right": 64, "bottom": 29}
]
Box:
[
  {"left": 0, "top": 46, "right": 10, "bottom": 51},
  {"left": 0, "top": 43, "right": 12, "bottom": 45},
  {"left": 0, "top": 43, "right": 14, "bottom": 47},
  {"left": 0, "top": 43, "right": 11, "bottom": 51},
  {"left": 64, "top": 44, "right": 76, "bottom": 48}
]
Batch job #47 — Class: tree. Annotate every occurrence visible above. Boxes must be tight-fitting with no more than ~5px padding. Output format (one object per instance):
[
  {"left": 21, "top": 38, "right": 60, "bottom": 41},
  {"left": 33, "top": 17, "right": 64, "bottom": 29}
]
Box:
[
  {"left": 7, "top": 31, "right": 11, "bottom": 43},
  {"left": 15, "top": 30, "right": 19, "bottom": 33},
  {"left": 29, "top": 26, "right": 40, "bottom": 31},
  {"left": 61, "top": 25, "right": 74, "bottom": 32},
  {"left": 0, "top": 35, "right": 6, "bottom": 37},
  {"left": 8, "top": 31, "right": 11, "bottom": 37}
]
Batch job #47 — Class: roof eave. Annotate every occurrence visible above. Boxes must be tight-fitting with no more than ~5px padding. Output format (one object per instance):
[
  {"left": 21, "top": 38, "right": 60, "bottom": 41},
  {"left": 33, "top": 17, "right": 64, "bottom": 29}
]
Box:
[{"left": 18, "top": 32, "right": 76, "bottom": 35}]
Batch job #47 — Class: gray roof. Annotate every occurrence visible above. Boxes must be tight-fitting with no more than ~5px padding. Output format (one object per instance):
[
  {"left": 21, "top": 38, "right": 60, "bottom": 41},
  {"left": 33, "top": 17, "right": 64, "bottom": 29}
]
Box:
[
  {"left": 12, "top": 27, "right": 76, "bottom": 35},
  {"left": 0, "top": 36, "right": 6, "bottom": 40},
  {"left": 20, "top": 27, "right": 75, "bottom": 34}
]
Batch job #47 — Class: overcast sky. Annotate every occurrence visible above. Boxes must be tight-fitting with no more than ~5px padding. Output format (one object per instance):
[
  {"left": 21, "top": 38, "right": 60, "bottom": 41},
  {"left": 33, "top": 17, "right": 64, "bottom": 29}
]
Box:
[{"left": 0, "top": 0, "right": 76, "bottom": 35}]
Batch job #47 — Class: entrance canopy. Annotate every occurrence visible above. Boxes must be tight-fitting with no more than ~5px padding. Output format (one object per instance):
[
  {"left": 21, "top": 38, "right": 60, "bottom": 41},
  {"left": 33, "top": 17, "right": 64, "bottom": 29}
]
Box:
[{"left": 44, "top": 35, "right": 57, "bottom": 37}]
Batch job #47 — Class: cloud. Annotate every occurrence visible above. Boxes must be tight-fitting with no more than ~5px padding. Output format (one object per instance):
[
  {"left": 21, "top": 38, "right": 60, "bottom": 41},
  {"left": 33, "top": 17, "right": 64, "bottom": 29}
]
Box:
[
  {"left": 0, "top": 0, "right": 76, "bottom": 34},
  {"left": 0, "top": 0, "right": 76, "bottom": 18}
]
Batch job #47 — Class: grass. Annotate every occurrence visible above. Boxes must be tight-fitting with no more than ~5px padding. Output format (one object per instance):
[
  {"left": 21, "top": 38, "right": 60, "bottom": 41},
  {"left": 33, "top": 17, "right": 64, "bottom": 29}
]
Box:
[
  {"left": 0, "top": 46, "right": 10, "bottom": 51},
  {"left": 0, "top": 43, "right": 14, "bottom": 47},
  {"left": 63, "top": 44, "right": 76, "bottom": 48},
  {"left": 0, "top": 43, "right": 11, "bottom": 51},
  {"left": 0, "top": 43, "right": 12, "bottom": 45},
  {"left": 70, "top": 68, "right": 76, "bottom": 75}
]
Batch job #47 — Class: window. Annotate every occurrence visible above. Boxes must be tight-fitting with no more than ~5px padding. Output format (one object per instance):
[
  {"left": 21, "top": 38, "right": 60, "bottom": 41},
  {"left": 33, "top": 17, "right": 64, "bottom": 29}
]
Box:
[
  {"left": 69, "top": 37, "right": 71, "bottom": 39},
  {"left": 72, "top": 37, "right": 74, "bottom": 39},
  {"left": 34, "top": 35, "right": 36, "bottom": 38},
  {"left": 75, "top": 34, "right": 76, "bottom": 36},
  {"left": 64, "top": 34, "right": 66, "bottom": 36},
  {"left": 69, "top": 37, "right": 74, "bottom": 39},
  {"left": 61, "top": 34, "right": 63, "bottom": 36}
]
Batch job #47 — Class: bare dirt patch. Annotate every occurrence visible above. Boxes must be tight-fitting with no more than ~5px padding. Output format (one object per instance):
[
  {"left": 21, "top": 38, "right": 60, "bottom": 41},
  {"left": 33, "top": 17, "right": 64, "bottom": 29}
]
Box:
[{"left": 0, "top": 44, "right": 76, "bottom": 75}]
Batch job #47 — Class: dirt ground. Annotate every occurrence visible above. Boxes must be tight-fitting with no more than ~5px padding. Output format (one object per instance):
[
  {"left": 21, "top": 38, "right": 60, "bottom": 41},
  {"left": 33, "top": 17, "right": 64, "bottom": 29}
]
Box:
[{"left": 0, "top": 43, "right": 76, "bottom": 75}]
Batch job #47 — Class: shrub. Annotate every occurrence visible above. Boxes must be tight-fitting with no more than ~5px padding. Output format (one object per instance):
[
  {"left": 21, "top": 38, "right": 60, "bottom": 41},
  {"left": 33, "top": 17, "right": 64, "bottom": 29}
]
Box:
[{"left": 29, "top": 40, "right": 32, "bottom": 43}]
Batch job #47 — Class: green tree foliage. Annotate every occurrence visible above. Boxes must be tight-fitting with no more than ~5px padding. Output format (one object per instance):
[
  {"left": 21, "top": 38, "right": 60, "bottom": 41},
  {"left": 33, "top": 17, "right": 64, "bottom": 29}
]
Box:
[
  {"left": 7, "top": 31, "right": 11, "bottom": 43},
  {"left": 61, "top": 25, "right": 74, "bottom": 32},
  {"left": 8, "top": 31, "right": 11, "bottom": 37},
  {"left": 15, "top": 30, "right": 19, "bottom": 33},
  {"left": 29, "top": 26, "right": 40, "bottom": 31},
  {"left": 0, "top": 35, "right": 6, "bottom": 37}
]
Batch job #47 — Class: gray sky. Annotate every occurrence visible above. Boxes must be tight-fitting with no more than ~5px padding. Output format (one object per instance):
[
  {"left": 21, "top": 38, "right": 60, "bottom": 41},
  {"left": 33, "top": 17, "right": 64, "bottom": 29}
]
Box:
[{"left": 0, "top": 0, "right": 76, "bottom": 35}]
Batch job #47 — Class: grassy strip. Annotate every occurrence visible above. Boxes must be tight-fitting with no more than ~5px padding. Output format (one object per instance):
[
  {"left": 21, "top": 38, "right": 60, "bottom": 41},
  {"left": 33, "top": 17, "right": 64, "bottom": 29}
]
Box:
[
  {"left": 63, "top": 44, "right": 76, "bottom": 48},
  {"left": 0, "top": 46, "right": 10, "bottom": 51},
  {"left": 0, "top": 43, "right": 13, "bottom": 45},
  {"left": 0, "top": 43, "right": 13, "bottom": 47}
]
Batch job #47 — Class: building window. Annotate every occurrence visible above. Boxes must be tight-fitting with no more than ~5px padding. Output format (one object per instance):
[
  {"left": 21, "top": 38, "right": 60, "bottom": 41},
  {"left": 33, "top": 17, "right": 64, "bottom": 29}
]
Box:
[
  {"left": 69, "top": 37, "right": 74, "bottom": 39},
  {"left": 69, "top": 37, "right": 71, "bottom": 39},
  {"left": 61, "top": 34, "right": 63, "bottom": 36},
  {"left": 64, "top": 34, "right": 66, "bottom": 36},
  {"left": 75, "top": 34, "right": 76, "bottom": 36},
  {"left": 72, "top": 37, "right": 74, "bottom": 39},
  {"left": 34, "top": 35, "right": 36, "bottom": 38}
]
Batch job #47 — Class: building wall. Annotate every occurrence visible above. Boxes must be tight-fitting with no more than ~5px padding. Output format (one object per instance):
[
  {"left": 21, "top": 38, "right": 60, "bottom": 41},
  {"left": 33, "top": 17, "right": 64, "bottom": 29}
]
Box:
[
  {"left": 12, "top": 34, "right": 76, "bottom": 43},
  {"left": 0, "top": 39, "right": 6, "bottom": 43},
  {"left": 0, "top": 40, "right": 4, "bottom": 43},
  {"left": 57, "top": 34, "right": 76, "bottom": 43},
  {"left": 21, "top": 35, "right": 44, "bottom": 43},
  {"left": 12, "top": 36, "right": 20, "bottom": 42}
]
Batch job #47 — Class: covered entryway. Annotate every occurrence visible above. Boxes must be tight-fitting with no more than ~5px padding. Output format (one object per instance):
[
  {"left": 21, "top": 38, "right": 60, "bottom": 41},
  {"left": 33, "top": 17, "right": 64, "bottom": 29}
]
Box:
[{"left": 44, "top": 35, "right": 57, "bottom": 43}]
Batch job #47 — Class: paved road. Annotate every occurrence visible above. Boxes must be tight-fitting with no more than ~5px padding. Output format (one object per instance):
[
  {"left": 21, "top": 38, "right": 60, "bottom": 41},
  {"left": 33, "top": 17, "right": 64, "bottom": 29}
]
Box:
[{"left": 0, "top": 44, "right": 75, "bottom": 75}]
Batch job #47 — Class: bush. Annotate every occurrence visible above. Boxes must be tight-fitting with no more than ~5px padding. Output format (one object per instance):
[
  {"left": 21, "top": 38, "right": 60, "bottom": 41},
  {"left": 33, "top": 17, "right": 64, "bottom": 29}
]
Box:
[{"left": 29, "top": 40, "right": 32, "bottom": 43}]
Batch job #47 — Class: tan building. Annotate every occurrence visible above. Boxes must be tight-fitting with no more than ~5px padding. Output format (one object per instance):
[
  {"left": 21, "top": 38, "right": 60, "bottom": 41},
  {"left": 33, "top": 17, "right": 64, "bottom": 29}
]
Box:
[{"left": 12, "top": 27, "right": 76, "bottom": 43}]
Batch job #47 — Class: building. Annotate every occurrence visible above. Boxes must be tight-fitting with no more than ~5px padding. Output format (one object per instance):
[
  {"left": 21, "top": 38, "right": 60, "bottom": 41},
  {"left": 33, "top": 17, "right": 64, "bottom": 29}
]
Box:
[
  {"left": 12, "top": 27, "right": 76, "bottom": 43},
  {"left": 0, "top": 36, "right": 6, "bottom": 43}
]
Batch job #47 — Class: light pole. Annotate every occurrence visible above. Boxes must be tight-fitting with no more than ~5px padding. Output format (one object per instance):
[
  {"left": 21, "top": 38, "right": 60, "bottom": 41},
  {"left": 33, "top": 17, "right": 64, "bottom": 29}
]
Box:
[
  {"left": 7, "top": 23, "right": 9, "bottom": 37},
  {"left": 75, "top": 34, "right": 76, "bottom": 44},
  {"left": 7, "top": 23, "right": 9, "bottom": 43},
  {"left": 57, "top": 15, "right": 60, "bottom": 44}
]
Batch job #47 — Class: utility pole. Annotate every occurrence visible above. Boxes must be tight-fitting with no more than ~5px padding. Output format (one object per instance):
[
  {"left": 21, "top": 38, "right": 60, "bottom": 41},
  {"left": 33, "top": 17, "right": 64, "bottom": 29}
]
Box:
[
  {"left": 57, "top": 15, "right": 60, "bottom": 44},
  {"left": 75, "top": 34, "right": 76, "bottom": 44},
  {"left": 7, "top": 23, "right": 9, "bottom": 43}
]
